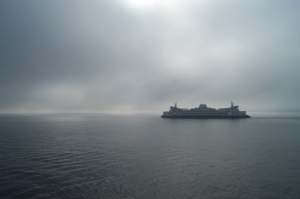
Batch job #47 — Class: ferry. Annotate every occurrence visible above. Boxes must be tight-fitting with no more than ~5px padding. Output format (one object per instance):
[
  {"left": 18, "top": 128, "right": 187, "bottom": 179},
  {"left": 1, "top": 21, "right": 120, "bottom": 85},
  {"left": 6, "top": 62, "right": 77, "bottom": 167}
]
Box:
[{"left": 161, "top": 101, "right": 250, "bottom": 118}]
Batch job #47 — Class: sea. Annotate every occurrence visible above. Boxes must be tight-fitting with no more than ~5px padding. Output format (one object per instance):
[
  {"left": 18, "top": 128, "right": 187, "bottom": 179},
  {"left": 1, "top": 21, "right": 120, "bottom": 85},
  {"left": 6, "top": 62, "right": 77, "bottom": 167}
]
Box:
[{"left": 1, "top": 114, "right": 300, "bottom": 199}]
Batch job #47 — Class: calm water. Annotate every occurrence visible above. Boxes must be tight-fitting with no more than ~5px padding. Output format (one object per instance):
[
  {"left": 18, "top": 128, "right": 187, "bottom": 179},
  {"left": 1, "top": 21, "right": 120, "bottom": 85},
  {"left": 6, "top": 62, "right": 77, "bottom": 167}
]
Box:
[{"left": 1, "top": 114, "right": 300, "bottom": 198}]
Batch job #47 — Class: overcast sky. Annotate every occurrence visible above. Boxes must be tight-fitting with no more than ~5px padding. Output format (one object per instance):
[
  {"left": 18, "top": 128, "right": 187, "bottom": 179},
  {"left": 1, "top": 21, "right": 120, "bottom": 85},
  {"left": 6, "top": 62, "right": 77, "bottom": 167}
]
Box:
[{"left": 1, "top": 0, "right": 300, "bottom": 114}]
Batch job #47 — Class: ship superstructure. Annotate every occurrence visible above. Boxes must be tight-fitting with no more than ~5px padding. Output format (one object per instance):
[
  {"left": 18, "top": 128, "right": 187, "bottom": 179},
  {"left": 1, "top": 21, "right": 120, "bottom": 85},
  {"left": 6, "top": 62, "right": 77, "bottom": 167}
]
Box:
[{"left": 161, "top": 102, "right": 250, "bottom": 118}]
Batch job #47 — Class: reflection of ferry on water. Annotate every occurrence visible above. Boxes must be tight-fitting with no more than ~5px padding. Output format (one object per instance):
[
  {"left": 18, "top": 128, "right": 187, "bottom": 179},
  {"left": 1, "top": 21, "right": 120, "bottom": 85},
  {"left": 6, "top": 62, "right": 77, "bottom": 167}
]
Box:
[{"left": 161, "top": 101, "right": 250, "bottom": 118}]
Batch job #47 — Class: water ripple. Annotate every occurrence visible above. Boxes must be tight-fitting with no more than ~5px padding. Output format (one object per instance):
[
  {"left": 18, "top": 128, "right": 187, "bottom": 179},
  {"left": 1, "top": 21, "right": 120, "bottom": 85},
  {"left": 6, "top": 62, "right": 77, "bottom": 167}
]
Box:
[{"left": 1, "top": 116, "right": 300, "bottom": 198}]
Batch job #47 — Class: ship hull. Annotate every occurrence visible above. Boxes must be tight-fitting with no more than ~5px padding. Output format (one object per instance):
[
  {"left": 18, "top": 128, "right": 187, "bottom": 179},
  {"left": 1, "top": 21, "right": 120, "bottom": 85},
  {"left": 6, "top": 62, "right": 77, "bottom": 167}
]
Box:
[{"left": 161, "top": 115, "right": 250, "bottom": 118}]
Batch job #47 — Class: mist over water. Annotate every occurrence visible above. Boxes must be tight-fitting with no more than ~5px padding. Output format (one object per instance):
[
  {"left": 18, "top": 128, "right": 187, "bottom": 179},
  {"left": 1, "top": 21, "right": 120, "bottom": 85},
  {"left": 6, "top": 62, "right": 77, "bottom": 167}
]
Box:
[{"left": 1, "top": 114, "right": 300, "bottom": 198}]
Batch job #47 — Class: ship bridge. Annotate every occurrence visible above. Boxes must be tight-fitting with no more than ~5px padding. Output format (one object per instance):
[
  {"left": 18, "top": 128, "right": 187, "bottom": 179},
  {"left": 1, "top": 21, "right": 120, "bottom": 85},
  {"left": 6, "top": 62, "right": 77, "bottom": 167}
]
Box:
[{"left": 199, "top": 104, "right": 207, "bottom": 108}]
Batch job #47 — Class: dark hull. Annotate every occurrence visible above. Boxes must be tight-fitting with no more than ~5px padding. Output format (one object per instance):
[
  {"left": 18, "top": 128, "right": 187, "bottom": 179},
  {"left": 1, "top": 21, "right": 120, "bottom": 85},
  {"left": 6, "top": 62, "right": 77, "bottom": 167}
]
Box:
[{"left": 161, "top": 115, "right": 250, "bottom": 119}]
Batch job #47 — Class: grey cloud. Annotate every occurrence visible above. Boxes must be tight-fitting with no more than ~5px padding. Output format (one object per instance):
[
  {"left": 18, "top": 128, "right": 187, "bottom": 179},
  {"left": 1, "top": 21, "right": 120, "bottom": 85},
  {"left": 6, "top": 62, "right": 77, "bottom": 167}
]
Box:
[{"left": 1, "top": 0, "right": 300, "bottom": 113}]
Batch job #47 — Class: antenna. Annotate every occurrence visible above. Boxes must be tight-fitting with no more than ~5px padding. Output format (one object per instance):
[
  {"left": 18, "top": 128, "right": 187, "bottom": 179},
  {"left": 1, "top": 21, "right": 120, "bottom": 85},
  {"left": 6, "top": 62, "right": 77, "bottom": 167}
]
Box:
[
  {"left": 230, "top": 101, "right": 234, "bottom": 108},
  {"left": 175, "top": 101, "right": 177, "bottom": 108}
]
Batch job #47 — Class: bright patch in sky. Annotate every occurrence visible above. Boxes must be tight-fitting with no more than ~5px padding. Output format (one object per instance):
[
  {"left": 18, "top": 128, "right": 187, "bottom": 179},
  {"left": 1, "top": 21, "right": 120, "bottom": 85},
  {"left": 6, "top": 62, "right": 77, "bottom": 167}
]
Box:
[{"left": 125, "top": 0, "right": 180, "bottom": 10}]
